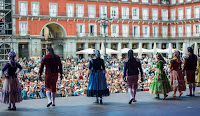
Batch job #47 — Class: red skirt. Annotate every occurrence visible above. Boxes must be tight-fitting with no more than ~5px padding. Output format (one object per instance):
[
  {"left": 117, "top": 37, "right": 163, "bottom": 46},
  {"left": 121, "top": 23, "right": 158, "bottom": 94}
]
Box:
[
  {"left": 186, "top": 70, "right": 196, "bottom": 84},
  {"left": 45, "top": 73, "right": 58, "bottom": 92},
  {"left": 127, "top": 75, "right": 138, "bottom": 90},
  {"left": 170, "top": 69, "right": 186, "bottom": 91}
]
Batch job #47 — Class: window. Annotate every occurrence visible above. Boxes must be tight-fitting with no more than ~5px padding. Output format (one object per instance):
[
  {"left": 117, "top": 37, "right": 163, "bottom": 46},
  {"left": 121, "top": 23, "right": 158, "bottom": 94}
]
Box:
[
  {"left": 171, "top": 26, "right": 176, "bottom": 37},
  {"left": 19, "top": 1, "right": 28, "bottom": 16},
  {"left": 100, "top": 5, "right": 107, "bottom": 18},
  {"left": 186, "top": 0, "right": 191, "bottom": 2},
  {"left": 152, "top": 0, "right": 158, "bottom": 4},
  {"left": 122, "top": 25, "right": 129, "bottom": 37},
  {"left": 171, "top": 0, "right": 176, "bottom": 4},
  {"left": 142, "top": 8, "right": 148, "bottom": 20},
  {"left": 178, "top": 25, "right": 183, "bottom": 37},
  {"left": 186, "top": 7, "right": 191, "bottom": 19},
  {"left": 132, "top": 25, "right": 140, "bottom": 37},
  {"left": 0, "top": 0, "right": 4, "bottom": 16},
  {"left": 143, "top": 26, "right": 150, "bottom": 37},
  {"left": 77, "top": 24, "right": 85, "bottom": 37},
  {"left": 49, "top": 3, "right": 57, "bottom": 17},
  {"left": 152, "top": 9, "right": 158, "bottom": 20},
  {"left": 162, "top": 26, "right": 168, "bottom": 38},
  {"left": 122, "top": 7, "right": 129, "bottom": 19},
  {"left": 186, "top": 25, "right": 191, "bottom": 37},
  {"left": 171, "top": 9, "right": 176, "bottom": 21},
  {"left": 132, "top": 7, "right": 139, "bottom": 19},
  {"left": 88, "top": 5, "right": 96, "bottom": 18},
  {"left": 89, "top": 24, "right": 97, "bottom": 36},
  {"left": 19, "top": 22, "right": 28, "bottom": 36},
  {"left": 110, "top": 6, "right": 118, "bottom": 19},
  {"left": 179, "top": 0, "right": 183, "bottom": 3},
  {"left": 142, "top": 0, "right": 148, "bottom": 3},
  {"left": 100, "top": 25, "right": 108, "bottom": 36},
  {"left": 193, "top": 24, "right": 200, "bottom": 36},
  {"left": 77, "top": 5, "right": 84, "bottom": 17},
  {"left": 132, "top": 0, "right": 139, "bottom": 2},
  {"left": 111, "top": 25, "right": 119, "bottom": 37},
  {"left": 178, "top": 8, "right": 183, "bottom": 20},
  {"left": 162, "top": 9, "right": 168, "bottom": 21},
  {"left": 152, "top": 26, "right": 158, "bottom": 37},
  {"left": 31, "top": 2, "right": 39, "bottom": 16},
  {"left": 67, "top": 4, "right": 74, "bottom": 17},
  {"left": 121, "top": 0, "right": 128, "bottom": 1},
  {"left": 194, "top": 6, "right": 200, "bottom": 18}
]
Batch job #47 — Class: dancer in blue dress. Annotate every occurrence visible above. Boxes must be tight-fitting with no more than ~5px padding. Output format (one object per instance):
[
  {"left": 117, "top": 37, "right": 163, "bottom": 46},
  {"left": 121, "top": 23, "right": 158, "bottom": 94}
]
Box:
[{"left": 87, "top": 50, "right": 109, "bottom": 104}]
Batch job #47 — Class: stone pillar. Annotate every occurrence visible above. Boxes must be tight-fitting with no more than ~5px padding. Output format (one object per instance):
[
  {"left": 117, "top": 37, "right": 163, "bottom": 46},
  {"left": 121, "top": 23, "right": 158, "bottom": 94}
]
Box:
[
  {"left": 158, "top": 43, "right": 162, "bottom": 49},
  {"left": 176, "top": 42, "right": 181, "bottom": 50},
  {"left": 129, "top": 42, "right": 132, "bottom": 49},
  {"left": 107, "top": 42, "right": 111, "bottom": 49},
  {"left": 84, "top": 42, "right": 89, "bottom": 59},
  {"left": 148, "top": 42, "right": 152, "bottom": 49},
  {"left": 96, "top": 42, "right": 100, "bottom": 50},
  {"left": 30, "top": 38, "right": 41, "bottom": 57}
]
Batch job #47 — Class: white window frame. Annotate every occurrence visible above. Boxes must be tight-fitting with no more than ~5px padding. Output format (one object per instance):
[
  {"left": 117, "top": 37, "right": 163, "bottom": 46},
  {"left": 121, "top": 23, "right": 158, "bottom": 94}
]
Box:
[
  {"left": 162, "top": 26, "right": 168, "bottom": 38},
  {"left": 142, "top": 0, "right": 148, "bottom": 3},
  {"left": 178, "top": 8, "right": 183, "bottom": 20},
  {"left": 132, "top": 25, "right": 140, "bottom": 37},
  {"left": 185, "top": 24, "right": 191, "bottom": 37},
  {"left": 193, "top": 24, "right": 200, "bottom": 36},
  {"left": 111, "top": 24, "right": 119, "bottom": 37},
  {"left": 100, "top": 5, "right": 107, "bottom": 18},
  {"left": 171, "top": 9, "right": 176, "bottom": 21},
  {"left": 132, "top": 7, "right": 139, "bottom": 20},
  {"left": 76, "top": 4, "right": 84, "bottom": 18},
  {"left": 186, "top": 7, "right": 191, "bottom": 19},
  {"left": 88, "top": 24, "right": 97, "bottom": 36},
  {"left": 178, "top": 25, "right": 183, "bottom": 37},
  {"left": 122, "top": 25, "right": 129, "bottom": 37},
  {"left": 171, "top": 0, "right": 176, "bottom": 4},
  {"left": 142, "top": 8, "right": 149, "bottom": 20},
  {"left": 19, "top": 21, "right": 28, "bottom": 36},
  {"left": 152, "top": 26, "right": 158, "bottom": 37},
  {"left": 152, "top": 9, "right": 158, "bottom": 20},
  {"left": 31, "top": 2, "right": 39, "bottom": 16},
  {"left": 67, "top": 4, "right": 74, "bottom": 17},
  {"left": 179, "top": 0, "right": 183, "bottom": 3},
  {"left": 88, "top": 5, "right": 96, "bottom": 18},
  {"left": 49, "top": 3, "right": 57, "bottom": 17},
  {"left": 77, "top": 23, "right": 85, "bottom": 37},
  {"left": 132, "top": 0, "right": 139, "bottom": 2},
  {"left": 152, "top": 0, "right": 158, "bottom": 4},
  {"left": 194, "top": 6, "right": 200, "bottom": 19},
  {"left": 100, "top": 25, "right": 108, "bottom": 36},
  {"left": 121, "top": 0, "right": 128, "bottom": 1},
  {"left": 19, "top": 1, "right": 28, "bottom": 16},
  {"left": 142, "top": 25, "right": 150, "bottom": 37},
  {"left": 186, "top": 0, "right": 191, "bottom": 2},
  {"left": 110, "top": 6, "right": 118, "bottom": 19},
  {"left": 162, "top": 9, "right": 168, "bottom": 21},
  {"left": 121, "top": 7, "right": 129, "bottom": 19},
  {"left": 171, "top": 26, "right": 176, "bottom": 37}
]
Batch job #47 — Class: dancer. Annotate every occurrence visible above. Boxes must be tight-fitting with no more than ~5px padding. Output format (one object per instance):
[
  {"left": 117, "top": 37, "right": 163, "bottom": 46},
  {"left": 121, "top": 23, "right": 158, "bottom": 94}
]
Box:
[
  {"left": 195, "top": 50, "right": 200, "bottom": 87},
  {"left": 183, "top": 47, "right": 197, "bottom": 96},
  {"left": 39, "top": 46, "right": 63, "bottom": 107},
  {"left": 0, "top": 51, "right": 23, "bottom": 110},
  {"left": 123, "top": 49, "right": 144, "bottom": 104},
  {"left": 170, "top": 50, "right": 186, "bottom": 98},
  {"left": 149, "top": 53, "right": 171, "bottom": 100},
  {"left": 87, "top": 50, "right": 109, "bottom": 104}
]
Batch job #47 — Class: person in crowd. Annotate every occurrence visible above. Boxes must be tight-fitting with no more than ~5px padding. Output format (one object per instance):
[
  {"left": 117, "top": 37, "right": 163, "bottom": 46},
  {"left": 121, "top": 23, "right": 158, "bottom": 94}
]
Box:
[
  {"left": 123, "top": 50, "right": 144, "bottom": 104},
  {"left": 39, "top": 46, "right": 63, "bottom": 107},
  {"left": 87, "top": 50, "right": 109, "bottom": 104},
  {"left": 196, "top": 50, "right": 200, "bottom": 87},
  {"left": 0, "top": 52, "right": 23, "bottom": 110},
  {"left": 149, "top": 53, "right": 171, "bottom": 100},
  {"left": 183, "top": 47, "right": 197, "bottom": 96},
  {"left": 170, "top": 50, "right": 186, "bottom": 98}
]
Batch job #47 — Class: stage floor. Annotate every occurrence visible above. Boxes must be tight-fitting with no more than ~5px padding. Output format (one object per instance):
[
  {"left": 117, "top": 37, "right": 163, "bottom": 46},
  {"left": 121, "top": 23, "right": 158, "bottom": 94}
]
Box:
[{"left": 0, "top": 88, "right": 200, "bottom": 116}]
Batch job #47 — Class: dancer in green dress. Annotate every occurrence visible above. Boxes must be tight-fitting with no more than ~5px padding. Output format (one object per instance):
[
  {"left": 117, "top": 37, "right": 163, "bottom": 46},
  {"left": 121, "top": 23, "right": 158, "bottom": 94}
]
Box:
[{"left": 149, "top": 53, "right": 171, "bottom": 100}]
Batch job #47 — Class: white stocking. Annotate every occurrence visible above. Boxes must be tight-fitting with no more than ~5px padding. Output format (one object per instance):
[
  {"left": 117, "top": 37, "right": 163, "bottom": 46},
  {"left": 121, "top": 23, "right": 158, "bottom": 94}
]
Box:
[
  {"left": 46, "top": 91, "right": 51, "bottom": 104},
  {"left": 128, "top": 88, "right": 133, "bottom": 100},
  {"left": 51, "top": 92, "right": 56, "bottom": 105}
]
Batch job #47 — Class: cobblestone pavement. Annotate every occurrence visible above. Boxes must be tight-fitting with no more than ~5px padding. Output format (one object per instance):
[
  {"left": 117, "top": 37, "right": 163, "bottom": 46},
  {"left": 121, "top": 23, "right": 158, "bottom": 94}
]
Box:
[{"left": 0, "top": 87, "right": 200, "bottom": 116}]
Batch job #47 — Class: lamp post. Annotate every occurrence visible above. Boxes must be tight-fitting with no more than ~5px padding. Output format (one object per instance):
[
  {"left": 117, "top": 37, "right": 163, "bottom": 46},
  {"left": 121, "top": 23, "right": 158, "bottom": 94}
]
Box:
[{"left": 98, "top": 14, "right": 112, "bottom": 62}]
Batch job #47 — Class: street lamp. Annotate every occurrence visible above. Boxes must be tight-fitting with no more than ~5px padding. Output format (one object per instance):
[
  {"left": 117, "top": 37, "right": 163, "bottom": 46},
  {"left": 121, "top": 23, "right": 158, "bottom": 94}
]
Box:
[{"left": 98, "top": 14, "right": 112, "bottom": 62}]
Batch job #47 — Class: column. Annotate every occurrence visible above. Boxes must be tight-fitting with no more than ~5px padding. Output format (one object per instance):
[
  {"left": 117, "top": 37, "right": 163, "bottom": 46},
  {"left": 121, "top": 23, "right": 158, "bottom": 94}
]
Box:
[
  {"left": 95, "top": 42, "right": 100, "bottom": 50},
  {"left": 176, "top": 42, "right": 181, "bottom": 50},
  {"left": 118, "top": 42, "right": 122, "bottom": 59},
  {"left": 129, "top": 42, "right": 132, "bottom": 49},
  {"left": 107, "top": 42, "right": 111, "bottom": 49},
  {"left": 84, "top": 42, "right": 89, "bottom": 59}
]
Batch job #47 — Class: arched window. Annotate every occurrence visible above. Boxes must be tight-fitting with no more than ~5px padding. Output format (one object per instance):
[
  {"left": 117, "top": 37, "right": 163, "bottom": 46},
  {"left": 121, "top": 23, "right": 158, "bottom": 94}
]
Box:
[{"left": 0, "top": 43, "right": 11, "bottom": 60}]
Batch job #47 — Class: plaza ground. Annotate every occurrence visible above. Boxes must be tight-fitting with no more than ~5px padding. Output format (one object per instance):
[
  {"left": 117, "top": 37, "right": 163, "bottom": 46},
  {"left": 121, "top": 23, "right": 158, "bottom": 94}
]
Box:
[{"left": 0, "top": 87, "right": 200, "bottom": 116}]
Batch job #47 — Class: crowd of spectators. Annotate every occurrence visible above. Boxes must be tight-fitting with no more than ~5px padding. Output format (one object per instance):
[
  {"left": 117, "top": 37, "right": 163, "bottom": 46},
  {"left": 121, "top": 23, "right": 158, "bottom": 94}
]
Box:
[{"left": 0, "top": 56, "right": 172, "bottom": 100}]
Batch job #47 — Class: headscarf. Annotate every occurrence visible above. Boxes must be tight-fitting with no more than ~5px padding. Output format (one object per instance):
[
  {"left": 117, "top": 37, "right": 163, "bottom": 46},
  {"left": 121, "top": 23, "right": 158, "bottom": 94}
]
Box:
[
  {"left": 156, "top": 52, "right": 166, "bottom": 63},
  {"left": 94, "top": 50, "right": 100, "bottom": 59},
  {"left": 174, "top": 50, "right": 181, "bottom": 63},
  {"left": 8, "top": 51, "right": 16, "bottom": 67},
  {"left": 187, "top": 47, "right": 194, "bottom": 55},
  {"left": 47, "top": 46, "right": 55, "bottom": 59},
  {"left": 128, "top": 49, "right": 134, "bottom": 62}
]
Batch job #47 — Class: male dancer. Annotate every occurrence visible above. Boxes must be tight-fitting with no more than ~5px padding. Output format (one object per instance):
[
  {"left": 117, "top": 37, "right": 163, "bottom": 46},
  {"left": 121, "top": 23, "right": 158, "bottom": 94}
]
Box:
[
  {"left": 183, "top": 47, "right": 197, "bottom": 96},
  {"left": 39, "top": 46, "right": 63, "bottom": 107}
]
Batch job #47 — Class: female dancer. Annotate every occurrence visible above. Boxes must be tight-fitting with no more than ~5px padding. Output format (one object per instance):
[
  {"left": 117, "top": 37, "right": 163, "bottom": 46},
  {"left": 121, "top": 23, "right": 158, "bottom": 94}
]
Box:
[
  {"left": 87, "top": 50, "right": 109, "bottom": 104},
  {"left": 0, "top": 52, "right": 23, "bottom": 110},
  {"left": 170, "top": 50, "right": 186, "bottom": 98},
  {"left": 123, "top": 49, "right": 143, "bottom": 104},
  {"left": 196, "top": 50, "right": 200, "bottom": 87},
  {"left": 149, "top": 53, "right": 171, "bottom": 100}
]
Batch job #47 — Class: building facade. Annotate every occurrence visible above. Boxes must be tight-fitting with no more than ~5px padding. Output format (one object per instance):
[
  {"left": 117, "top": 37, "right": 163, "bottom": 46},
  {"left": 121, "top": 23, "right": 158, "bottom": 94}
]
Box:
[{"left": 1, "top": 0, "right": 200, "bottom": 59}]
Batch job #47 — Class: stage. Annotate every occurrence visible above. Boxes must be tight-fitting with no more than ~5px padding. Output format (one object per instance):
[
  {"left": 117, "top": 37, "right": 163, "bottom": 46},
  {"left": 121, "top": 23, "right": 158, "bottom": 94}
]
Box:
[{"left": 0, "top": 88, "right": 200, "bottom": 116}]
